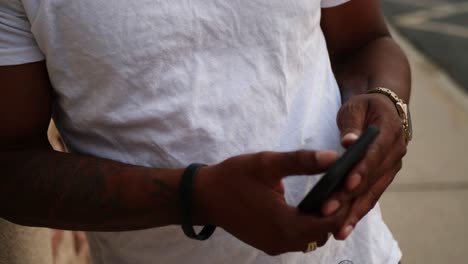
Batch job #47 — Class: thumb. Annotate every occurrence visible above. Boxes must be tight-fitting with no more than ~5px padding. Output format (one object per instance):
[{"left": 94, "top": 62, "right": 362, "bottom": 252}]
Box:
[
  {"left": 268, "top": 150, "right": 338, "bottom": 179},
  {"left": 337, "top": 100, "right": 368, "bottom": 148}
]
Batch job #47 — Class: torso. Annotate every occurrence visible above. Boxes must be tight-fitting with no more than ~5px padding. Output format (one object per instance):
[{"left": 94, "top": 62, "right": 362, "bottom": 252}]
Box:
[{"left": 15, "top": 0, "right": 401, "bottom": 263}]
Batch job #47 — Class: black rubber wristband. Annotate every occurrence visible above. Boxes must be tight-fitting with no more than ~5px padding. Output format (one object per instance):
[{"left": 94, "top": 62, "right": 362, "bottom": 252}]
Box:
[{"left": 180, "top": 163, "right": 216, "bottom": 240}]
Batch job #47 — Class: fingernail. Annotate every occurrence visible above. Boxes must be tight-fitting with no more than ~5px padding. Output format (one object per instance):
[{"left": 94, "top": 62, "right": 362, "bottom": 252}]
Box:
[
  {"left": 341, "top": 133, "right": 359, "bottom": 144},
  {"left": 348, "top": 174, "right": 362, "bottom": 190},
  {"left": 343, "top": 225, "right": 354, "bottom": 239},
  {"left": 323, "top": 200, "right": 341, "bottom": 215}
]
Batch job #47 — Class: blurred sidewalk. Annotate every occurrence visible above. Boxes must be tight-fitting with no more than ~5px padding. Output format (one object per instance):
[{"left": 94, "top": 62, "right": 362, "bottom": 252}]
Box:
[
  {"left": 381, "top": 0, "right": 468, "bottom": 95},
  {"left": 380, "top": 27, "right": 468, "bottom": 264}
]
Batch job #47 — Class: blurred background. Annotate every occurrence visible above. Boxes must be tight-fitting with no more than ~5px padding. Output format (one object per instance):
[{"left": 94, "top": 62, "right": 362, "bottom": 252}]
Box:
[
  {"left": 380, "top": 0, "right": 468, "bottom": 263},
  {"left": 1, "top": 1, "right": 467, "bottom": 263}
]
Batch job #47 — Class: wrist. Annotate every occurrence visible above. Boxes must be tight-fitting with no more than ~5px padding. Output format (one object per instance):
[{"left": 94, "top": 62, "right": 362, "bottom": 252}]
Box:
[
  {"left": 179, "top": 164, "right": 217, "bottom": 240},
  {"left": 146, "top": 167, "right": 186, "bottom": 226},
  {"left": 366, "top": 87, "right": 413, "bottom": 143},
  {"left": 190, "top": 165, "right": 215, "bottom": 225}
]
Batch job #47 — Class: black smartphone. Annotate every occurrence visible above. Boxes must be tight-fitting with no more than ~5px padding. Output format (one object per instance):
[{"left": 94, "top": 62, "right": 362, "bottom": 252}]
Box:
[{"left": 298, "top": 125, "right": 380, "bottom": 214}]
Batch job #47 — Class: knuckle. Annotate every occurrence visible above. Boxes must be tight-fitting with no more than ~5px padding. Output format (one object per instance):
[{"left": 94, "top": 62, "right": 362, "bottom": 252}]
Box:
[
  {"left": 338, "top": 100, "right": 366, "bottom": 127},
  {"left": 347, "top": 210, "right": 363, "bottom": 227},
  {"left": 293, "top": 150, "right": 310, "bottom": 168},
  {"left": 366, "top": 174, "right": 378, "bottom": 190},
  {"left": 256, "top": 151, "right": 274, "bottom": 167},
  {"left": 348, "top": 191, "right": 382, "bottom": 227},
  {"left": 386, "top": 170, "right": 397, "bottom": 183},
  {"left": 346, "top": 100, "right": 366, "bottom": 114},
  {"left": 327, "top": 212, "right": 347, "bottom": 233},
  {"left": 334, "top": 191, "right": 353, "bottom": 206},
  {"left": 328, "top": 220, "right": 342, "bottom": 234},
  {"left": 354, "top": 164, "right": 372, "bottom": 189},
  {"left": 395, "top": 161, "right": 403, "bottom": 172},
  {"left": 334, "top": 214, "right": 347, "bottom": 232},
  {"left": 399, "top": 145, "right": 408, "bottom": 158},
  {"left": 364, "top": 151, "right": 384, "bottom": 183},
  {"left": 368, "top": 189, "right": 381, "bottom": 209},
  {"left": 368, "top": 143, "right": 385, "bottom": 161},
  {"left": 337, "top": 105, "right": 349, "bottom": 123}
]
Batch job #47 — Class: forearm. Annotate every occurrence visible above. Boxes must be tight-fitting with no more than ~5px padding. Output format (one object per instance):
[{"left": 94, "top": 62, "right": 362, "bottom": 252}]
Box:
[
  {"left": 331, "top": 36, "right": 411, "bottom": 102},
  {"left": 0, "top": 147, "right": 184, "bottom": 231}
]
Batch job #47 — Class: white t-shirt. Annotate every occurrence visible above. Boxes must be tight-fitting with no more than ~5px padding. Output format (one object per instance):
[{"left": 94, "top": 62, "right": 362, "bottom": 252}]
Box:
[{"left": 0, "top": 0, "right": 401, "bottom": 263}]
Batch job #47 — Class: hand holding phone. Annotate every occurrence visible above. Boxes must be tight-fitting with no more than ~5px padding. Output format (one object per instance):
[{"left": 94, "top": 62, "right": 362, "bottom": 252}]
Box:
[{"left": 298, "top": 125, "right": 380, "bottom": 215}]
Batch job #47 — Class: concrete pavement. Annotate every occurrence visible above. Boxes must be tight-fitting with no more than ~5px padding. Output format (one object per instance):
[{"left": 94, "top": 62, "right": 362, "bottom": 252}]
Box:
[
  {"left": 381, "top": 0, "right": 468, "bottom": 94},
  {"left": 380, "top": 27, "right": 468, "bottom": 264}
]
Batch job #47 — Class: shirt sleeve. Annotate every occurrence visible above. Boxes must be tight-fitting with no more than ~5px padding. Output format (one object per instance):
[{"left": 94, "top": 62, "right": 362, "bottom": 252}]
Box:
[
  {"left": 0, "top": 0, "right": 44, "bottom": 66},
  {"left": 321, "top": 0, "right": 351, "bottom": 8}
]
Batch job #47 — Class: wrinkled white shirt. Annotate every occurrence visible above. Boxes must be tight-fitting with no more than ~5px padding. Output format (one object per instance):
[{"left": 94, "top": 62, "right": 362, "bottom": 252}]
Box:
[{"left": 0, "top": 0, "right": 401, "bottom": 263}]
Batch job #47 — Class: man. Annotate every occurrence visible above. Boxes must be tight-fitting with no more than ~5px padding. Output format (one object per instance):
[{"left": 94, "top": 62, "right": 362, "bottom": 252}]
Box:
[{"left": 0, "top": 0, "right": 410, "bottom": 263}]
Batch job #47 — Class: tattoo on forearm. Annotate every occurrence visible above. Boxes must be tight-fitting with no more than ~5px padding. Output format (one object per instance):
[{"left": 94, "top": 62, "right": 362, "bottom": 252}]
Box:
[
  {"left": 152, "top": 178, "right": 177, "bottom": 208},
  {"left": 2, "top": 150, "right": 179, "bottom": 230}
]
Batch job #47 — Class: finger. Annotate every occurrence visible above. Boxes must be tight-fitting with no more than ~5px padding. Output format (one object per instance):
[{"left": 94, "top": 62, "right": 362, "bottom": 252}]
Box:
[
  {"left": 321, "top": 136, "right": 386, "bottom": 216},
  {"left": 372, "top": 133, "right": 406, "bottom": 185},
  {"left": 322, "top": 136, "right": 405, "bottom": 217},
  {"left": 334, "top": 161, "right": 402, "bottom": 240},
  {"left": 262, "top": 150, "right": 338, "bottom": 179},
  {"left": 282, "top": 202, "right": 349, "bottom": 252},
  {"left": 344, "top": 111, "right": 404, "bottom": 187},
  {"left": 323, "top": 96, "right": 405, "bottom": 216},
  {"left": 337, "top": 100, "right": 368, "bottom": 147},
  {"left": 339, "top": 95, "right": 404, "bottom": 191},
  {"left": 346, "top": 125, "right": 404, "bottom": 190}
]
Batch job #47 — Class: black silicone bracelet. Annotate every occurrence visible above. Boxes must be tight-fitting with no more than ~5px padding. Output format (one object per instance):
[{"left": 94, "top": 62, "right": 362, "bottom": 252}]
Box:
[{"left": 180, "top": 163, "right": 216, "bottom": 240}]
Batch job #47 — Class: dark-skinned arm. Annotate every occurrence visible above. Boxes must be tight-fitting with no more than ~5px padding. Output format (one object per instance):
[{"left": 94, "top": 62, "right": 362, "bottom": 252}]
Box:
[
  {"left": 322, "top": 0, "right": 411, "bottom": 101},
  {"left": 0, "top": 61, "right": 349, "bottom": 254},
  {"left": 320, "top": 0, "right": 411, "bottom": 240},
  {"left": 0, "top": 61, "right": 185, "bottom": 231}
]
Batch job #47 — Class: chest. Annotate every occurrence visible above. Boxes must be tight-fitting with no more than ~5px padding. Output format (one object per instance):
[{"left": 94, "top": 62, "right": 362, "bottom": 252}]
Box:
[{"left": 26, "top": 0, "right": 322, "bottom": 56}]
